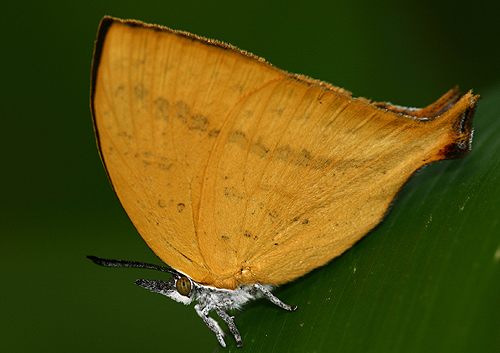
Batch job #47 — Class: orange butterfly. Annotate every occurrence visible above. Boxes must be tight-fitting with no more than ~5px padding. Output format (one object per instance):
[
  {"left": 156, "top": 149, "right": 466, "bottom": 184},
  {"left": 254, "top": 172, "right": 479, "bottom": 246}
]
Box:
[{"left": 88, "top": 16, "right": 479, "bottom": 347}]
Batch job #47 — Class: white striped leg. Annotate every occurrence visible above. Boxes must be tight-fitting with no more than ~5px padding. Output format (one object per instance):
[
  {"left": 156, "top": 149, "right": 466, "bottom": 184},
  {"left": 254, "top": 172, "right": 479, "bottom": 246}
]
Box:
[
  {"left": 215, "top": 306, "right": 243, "bottom": 347},
  {"left": 194, "top": 304, "right": 226, "bottom": 347},
  {"left": 254, "top": 283, "right": 297, "bottom": 311}
]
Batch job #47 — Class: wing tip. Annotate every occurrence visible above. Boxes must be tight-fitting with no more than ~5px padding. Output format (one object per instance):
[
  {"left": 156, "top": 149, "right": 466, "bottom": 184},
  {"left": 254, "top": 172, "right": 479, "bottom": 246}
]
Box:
[{"left": 438, "top": 89, "right": 481, "bottom": 159}]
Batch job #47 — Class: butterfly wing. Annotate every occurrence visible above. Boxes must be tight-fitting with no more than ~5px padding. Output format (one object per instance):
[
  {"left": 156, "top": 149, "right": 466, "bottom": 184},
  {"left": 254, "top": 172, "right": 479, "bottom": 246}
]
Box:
[
  {"left": 91, "top": 18, "right": 284, "bottom": 287},
  {"left": 92, "top": 17, "right": 478, "bottom": 289}
]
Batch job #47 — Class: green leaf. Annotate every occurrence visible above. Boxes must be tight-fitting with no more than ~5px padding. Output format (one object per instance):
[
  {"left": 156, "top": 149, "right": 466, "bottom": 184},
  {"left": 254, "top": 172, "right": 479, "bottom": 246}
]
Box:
[{"left": 217, "top": 85, "right": 500, "bottom": 352}]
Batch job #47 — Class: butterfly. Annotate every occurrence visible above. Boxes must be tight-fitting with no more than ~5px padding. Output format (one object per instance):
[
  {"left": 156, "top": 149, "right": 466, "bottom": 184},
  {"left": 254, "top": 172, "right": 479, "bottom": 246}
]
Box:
[{"left": 88, "top": 16, "right": 479, "bottom": 347}]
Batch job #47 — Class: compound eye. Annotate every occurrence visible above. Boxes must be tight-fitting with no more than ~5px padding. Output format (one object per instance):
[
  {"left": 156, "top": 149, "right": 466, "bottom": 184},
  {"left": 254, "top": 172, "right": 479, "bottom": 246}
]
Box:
[{"left": 176, "top": 276, "right": 191, "bottom": 296}]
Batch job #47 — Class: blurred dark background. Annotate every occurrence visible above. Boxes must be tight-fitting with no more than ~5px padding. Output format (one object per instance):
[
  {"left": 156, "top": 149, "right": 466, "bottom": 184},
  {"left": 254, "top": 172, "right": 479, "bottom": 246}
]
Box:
[{"left": 1, "top": 1, "right": 498, "bottom": 352}]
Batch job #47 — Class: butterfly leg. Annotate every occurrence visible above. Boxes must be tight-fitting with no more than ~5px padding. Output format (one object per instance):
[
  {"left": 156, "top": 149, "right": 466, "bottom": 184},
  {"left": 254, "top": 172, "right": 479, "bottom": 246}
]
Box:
[
  {"left": 254, "top": 283, "right": 297, "bottom": 311},
  {"left": 195, "top": 303, "right": 226, "bottom": 347},
  {"left": 215, "top": 306, "right": 243, "bottom": 347}
]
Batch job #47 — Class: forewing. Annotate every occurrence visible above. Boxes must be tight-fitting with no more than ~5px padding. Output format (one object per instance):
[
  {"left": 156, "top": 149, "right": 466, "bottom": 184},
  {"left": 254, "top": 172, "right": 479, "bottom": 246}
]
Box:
[{"left": 91, "top": 18, "right": 283, "bottom": 285}]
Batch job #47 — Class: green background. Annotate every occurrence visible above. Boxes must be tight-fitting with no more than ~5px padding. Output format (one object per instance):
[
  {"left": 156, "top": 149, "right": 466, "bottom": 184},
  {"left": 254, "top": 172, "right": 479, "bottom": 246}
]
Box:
[{"left": 2, "top": 1, "right": 499, "bottom": 352}]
